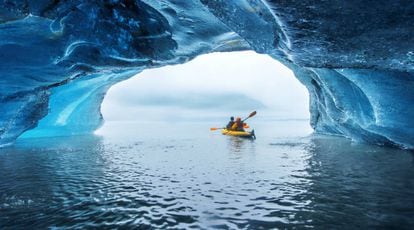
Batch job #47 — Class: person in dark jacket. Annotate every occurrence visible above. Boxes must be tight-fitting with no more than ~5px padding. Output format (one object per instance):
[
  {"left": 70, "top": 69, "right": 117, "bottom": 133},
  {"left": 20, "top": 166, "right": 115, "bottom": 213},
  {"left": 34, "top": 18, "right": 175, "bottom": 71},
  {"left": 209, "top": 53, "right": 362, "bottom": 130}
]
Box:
[{"left": 226, "top": 116, "right": 235, "bottom": 129}]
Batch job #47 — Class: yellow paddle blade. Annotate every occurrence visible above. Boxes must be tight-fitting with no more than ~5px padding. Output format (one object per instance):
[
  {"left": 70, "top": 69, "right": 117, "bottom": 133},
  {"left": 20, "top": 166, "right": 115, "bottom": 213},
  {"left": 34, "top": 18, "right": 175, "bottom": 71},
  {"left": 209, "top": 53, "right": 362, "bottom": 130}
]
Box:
[{"left": 210, "top": 127, "right": 220, "bottom": 131}]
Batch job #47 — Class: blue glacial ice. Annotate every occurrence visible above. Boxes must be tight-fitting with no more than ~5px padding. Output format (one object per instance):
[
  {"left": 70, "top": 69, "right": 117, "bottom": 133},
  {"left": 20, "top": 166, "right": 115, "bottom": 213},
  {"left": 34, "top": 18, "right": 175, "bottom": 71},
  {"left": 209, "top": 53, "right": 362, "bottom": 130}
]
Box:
[{"left": 0, "top": 0, "right": 413, "bottom": 149}]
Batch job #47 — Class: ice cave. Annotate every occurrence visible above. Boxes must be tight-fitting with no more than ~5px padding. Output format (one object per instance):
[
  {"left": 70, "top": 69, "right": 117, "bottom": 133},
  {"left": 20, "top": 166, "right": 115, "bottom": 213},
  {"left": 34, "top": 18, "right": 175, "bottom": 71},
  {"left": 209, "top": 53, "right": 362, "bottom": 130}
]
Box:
[{"left": 1, "top": 0, "right": 413, "bottom": 149}]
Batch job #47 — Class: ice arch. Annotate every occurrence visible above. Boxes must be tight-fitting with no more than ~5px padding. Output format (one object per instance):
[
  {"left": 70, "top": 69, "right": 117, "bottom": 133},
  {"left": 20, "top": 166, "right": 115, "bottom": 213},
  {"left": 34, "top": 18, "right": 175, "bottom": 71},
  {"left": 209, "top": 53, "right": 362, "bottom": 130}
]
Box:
[{"left": 0, "top": 0, "right": 413, "bottom": 149}]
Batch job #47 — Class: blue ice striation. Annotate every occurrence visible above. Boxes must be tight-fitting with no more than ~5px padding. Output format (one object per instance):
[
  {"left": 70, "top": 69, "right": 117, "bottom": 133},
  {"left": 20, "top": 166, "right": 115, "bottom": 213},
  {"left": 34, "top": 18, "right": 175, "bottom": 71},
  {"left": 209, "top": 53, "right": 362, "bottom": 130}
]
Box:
[{"left": 0, "top": 0, "right": 413, "bottom": 149}]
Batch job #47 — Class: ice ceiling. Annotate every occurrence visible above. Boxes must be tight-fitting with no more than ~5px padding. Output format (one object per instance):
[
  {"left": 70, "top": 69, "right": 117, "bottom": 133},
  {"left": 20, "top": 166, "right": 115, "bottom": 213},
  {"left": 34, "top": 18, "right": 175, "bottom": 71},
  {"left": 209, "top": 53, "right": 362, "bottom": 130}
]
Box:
[{"left": 0, "top": 0, "right": 413, "bottom": 149}]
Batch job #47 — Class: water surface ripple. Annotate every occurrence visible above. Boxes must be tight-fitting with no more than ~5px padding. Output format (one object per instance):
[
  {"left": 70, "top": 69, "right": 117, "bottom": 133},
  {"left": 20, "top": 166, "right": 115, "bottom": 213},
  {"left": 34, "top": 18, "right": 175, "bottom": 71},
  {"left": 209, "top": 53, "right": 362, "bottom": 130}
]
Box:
[{"left": 1, "top": 121, "right": 413, "bottom": 229}]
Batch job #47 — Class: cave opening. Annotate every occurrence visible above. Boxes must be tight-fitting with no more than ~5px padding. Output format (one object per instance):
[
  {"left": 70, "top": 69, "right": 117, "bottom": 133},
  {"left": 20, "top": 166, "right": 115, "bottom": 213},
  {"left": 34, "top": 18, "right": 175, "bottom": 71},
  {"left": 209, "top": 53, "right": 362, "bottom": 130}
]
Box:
[{"left": 99, "top": 51, "right": 310, "bottom": 132}]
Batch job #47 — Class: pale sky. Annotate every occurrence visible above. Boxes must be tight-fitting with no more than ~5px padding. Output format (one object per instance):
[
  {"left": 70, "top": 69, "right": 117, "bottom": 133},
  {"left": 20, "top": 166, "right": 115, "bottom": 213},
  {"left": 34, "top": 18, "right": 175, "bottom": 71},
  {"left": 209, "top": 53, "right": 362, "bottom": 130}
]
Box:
[{"left": 101, "top": 51, "right": 309, "bottom": 122}]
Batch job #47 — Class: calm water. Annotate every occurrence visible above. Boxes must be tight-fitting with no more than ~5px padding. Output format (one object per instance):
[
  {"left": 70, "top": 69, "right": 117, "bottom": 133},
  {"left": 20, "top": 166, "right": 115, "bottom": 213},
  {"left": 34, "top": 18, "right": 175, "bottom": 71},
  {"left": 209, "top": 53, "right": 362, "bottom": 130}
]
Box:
[{"left": 1, "top": 120, "right": 413, "bottom": 229}]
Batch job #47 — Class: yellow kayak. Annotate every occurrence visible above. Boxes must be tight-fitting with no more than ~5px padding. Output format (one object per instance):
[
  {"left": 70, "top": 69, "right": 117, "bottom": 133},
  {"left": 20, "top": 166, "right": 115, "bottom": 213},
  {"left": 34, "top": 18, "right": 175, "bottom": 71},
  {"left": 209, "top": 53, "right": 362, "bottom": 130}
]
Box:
[{"left": 221, "top": 129, "right": 256, "bottom": 139}]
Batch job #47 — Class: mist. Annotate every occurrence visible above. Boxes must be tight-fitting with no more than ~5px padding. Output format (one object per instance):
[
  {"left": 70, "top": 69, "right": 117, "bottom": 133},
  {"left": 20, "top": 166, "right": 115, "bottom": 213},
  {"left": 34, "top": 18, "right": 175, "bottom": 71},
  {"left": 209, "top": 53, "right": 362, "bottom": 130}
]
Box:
[{"left": 101, "top": 51, "right": 309, "bottom": 122}]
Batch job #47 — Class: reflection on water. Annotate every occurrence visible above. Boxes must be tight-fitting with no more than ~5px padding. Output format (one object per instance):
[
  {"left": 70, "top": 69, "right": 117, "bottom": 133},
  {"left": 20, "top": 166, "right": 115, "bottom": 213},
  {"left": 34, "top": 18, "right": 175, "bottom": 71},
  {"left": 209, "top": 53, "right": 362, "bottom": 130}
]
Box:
[
  {"left": 302, "top": 136, "right": 414, "bottom": 229},
  {"left": 227, "top": 137, "right": 255, "bottom": 154},
  {"left": 0, "top": 121, "right": 413, "bottom": 229}
]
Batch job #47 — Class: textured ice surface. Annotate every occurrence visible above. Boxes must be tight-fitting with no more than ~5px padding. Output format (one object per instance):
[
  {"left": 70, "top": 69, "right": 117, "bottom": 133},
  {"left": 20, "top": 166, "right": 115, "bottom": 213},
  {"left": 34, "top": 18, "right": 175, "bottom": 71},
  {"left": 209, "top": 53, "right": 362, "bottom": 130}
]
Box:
[{"left": 0, "top": 0, "right": 413, "bottom": 149}]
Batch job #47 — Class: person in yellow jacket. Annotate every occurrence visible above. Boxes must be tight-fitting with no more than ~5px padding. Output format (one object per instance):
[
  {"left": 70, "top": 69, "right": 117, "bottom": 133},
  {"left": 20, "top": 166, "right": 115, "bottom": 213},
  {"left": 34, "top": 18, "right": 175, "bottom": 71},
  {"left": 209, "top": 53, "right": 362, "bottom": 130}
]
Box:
[{"left": 231, "top": 117, "right": 245, "bottom": 131}]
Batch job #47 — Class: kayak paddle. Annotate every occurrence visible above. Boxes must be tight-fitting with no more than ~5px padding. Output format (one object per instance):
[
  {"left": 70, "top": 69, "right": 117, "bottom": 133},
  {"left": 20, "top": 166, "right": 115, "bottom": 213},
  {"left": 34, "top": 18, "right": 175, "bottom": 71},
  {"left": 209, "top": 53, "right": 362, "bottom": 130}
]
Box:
[
  {"left": 242, "top": 111, "right": 257, "bottom": 122},
  {"left": 210, "top": 124, "right": 249, "bottom": 131},
  {"left": 210, "top": 111, "right": 256, "bottom": 131}
]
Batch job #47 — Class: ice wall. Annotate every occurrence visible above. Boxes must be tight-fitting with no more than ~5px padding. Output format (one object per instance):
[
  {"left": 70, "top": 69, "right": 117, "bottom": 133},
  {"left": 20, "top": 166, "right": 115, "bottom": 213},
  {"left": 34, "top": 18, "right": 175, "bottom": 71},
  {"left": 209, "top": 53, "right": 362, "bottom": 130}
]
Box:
[{"left": 0, "top": 0, "right": 413, "bottom": 149}]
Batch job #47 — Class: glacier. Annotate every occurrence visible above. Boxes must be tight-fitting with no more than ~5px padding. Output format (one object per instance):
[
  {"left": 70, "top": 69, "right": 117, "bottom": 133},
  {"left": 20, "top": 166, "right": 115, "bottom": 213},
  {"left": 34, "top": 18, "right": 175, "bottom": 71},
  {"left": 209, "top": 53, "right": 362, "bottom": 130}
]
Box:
[{"left": 0, "top": 0, "right": 413, "bottom": 149}]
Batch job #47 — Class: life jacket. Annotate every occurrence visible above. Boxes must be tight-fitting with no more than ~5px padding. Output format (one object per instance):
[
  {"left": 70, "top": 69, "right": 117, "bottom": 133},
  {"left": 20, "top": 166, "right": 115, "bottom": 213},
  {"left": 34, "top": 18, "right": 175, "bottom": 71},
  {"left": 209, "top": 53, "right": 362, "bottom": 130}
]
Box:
[{"left": 231, "top": 120, "right": 244, "bottom": 131}]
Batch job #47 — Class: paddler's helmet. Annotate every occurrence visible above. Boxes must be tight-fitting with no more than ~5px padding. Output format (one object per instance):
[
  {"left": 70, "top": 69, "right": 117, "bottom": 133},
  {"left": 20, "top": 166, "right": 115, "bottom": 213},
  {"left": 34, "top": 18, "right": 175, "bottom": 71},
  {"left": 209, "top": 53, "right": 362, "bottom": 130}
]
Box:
[{"left": 230, "top": 116, "right": 234, "bottom": 121}]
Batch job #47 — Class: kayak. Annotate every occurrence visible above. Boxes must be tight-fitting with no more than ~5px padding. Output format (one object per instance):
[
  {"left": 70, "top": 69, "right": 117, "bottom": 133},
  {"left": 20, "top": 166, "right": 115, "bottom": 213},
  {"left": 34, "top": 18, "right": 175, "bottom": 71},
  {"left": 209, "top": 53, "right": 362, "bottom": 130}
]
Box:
[{"left": 221, "top": 129, "right": 256, "bottom": 139}]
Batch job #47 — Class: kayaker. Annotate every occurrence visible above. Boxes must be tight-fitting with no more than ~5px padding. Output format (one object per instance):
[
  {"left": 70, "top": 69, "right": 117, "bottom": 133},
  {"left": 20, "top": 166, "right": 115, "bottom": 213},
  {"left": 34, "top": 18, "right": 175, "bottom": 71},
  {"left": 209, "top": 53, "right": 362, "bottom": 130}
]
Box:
[
  {"left": 226, "top": 116, "right": 235, "bottom": 129},
  {"left": 231, "top": 117, "right": 245, "bottom": 131}
]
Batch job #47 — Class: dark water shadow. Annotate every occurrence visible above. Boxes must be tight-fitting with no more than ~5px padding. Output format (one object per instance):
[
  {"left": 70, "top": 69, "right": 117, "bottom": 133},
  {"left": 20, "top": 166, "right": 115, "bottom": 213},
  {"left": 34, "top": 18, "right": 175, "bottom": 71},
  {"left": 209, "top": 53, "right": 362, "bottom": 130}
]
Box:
[
  {"left": 292, "top": 135, "right": 414, "bottom": 229},
  {"left": 0, "top": 134, "right": 108, "bottom": 229}
]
